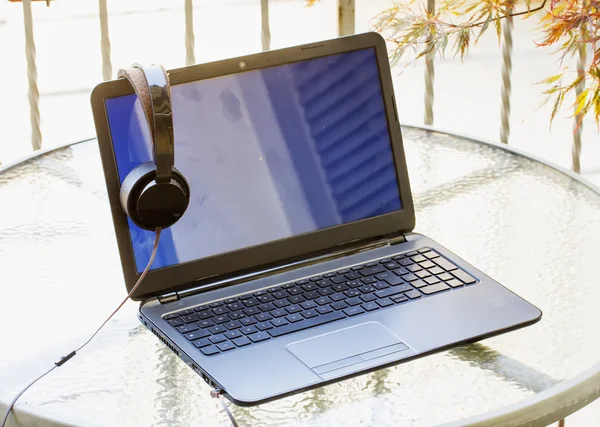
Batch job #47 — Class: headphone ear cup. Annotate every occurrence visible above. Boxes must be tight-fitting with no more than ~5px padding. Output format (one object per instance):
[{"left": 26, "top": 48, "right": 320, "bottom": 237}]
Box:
[{"left": 120, "top": 163, "right": 190, "bottom": 230}]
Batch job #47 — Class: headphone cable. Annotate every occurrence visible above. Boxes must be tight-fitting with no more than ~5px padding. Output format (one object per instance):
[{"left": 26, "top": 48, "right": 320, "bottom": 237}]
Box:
[{"left": 1, "top": 228, "right": 162, "bottom": 427}]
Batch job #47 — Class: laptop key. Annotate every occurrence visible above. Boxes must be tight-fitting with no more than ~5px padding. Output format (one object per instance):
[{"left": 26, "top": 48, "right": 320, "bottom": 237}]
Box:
[
  {"left": 316, "top": 305, "right": 333, "bottom": 315},
  {"left": 392, "top": 254, "right": 405, "bottom": 260},
  {"left": 425, "top": 251, "right": 440, "bottom": 259},
  {"left": 268, "top": 311, "right": 346, "bottom": 338},
  {"left": 212, "top": 307, "right": 229, "bottom": 316},
  {"left": 407, "top": 264, "right": 423, "bottom": 273},
  {"left": 406, "top": 251, "right": 418, "bottom": 256},
  {"left": 286, "top": 313, "right": 303, "bottom": 323},
  {"left": 398, "top": 258, "right": 413, "bottom": 266},
  {"left": 452, "top": 270, "right": 476, "bottom": 284},
  {"left": 267, "top": 286, "right": 281, "bottom": 293},
  {"left": 336, "top": 268, "right": 350, "bottom": 274},
  {"left": 186, "top": 330, "right": 211, "bottom": 341},
  {"left": 330, "top": 293, "right": 346, "bottom": 302},
  {"left": 324, "top": 272, "right": 336, "bottom": 278},
  {"left": 346, "top": 297, "right": 363, "bottom": 306},
  {"left": 360, "top": 293, "right": 377, "bottom": 303},
  {"left": 200, "top": 345, "right": 220, "bottom": 356},
  {"left": 208, "top": 325, "right": 227, "bottom": 334},
  {"left": 274, "top": 299, "right": 290, "bottom": 308},
  {"left": 303, "top": 291, "right": 319, "bottom": 300},
  {"left": 411, "top": 255, "right": 427, "bottom": 263},
  {"left": 224, "top": 329, "right": 242, "bottom": 339},
  {"left": 412, "top": 280, "right": 428, "bottom": 288},
  {"left": 351, "top": 265, "right": 364, "bottom": 271},
  {"left": 238, "top": 294, "right": 252, "bottom": 300},
  {"left": 346, "top": 280, "right": 362, "bottom": 289},
  {"left": 434, "top": 257, "right": 458, "bottom": 271},
  {"left": 302, "top": 283, "right": 318, "bottom": 291},
  {"left": 428, "top": 266, "right": 444, "bottom": 275},
  {"left": 197, "top": 319, "right": 215, "bottom": 328},
  {"left": 258, "top": 303, "right": 275, "bottom": 312},
  {"left": 209, "top": 302, "right": 223, "bottom": 308},
  {"left": 255, "top": 313, "right": 273, "bottom": 322},
  {"left": 196, "top": 311, "right": 213, "bottom": 320},
  {"left": 418, "top": 247, "right": 431, "bottom": 253},
  {"left": 179, "top": 309, "right": 194, "bottom": 316},
  {"left": 224, "top": 321, "right": 242, "bottom": 330},
  {"left": 243, "top": 307, "right": 260, "bottom": 316},
  {"left": 420, "top": 260, "right": 436, "bottom": 269},
  {"left": 249, "top": 332, "right": 271, "bottom": 343},
  {"left": 315, "top": 296, "right": 332, "bottom": 305},
  {"left": 228, "top": 311, "right": 245, "bottom": 320},
  {"left": 270, "top": 309, "right": 288, "bottom": 318},
  {"left": 193, "top": 338, "right": 211, "bottom": 348},
  {"left": 286, "top": 304, "right": 302, "bottom": 314},
  {"left": 294, "top": 279, "right": 309, "bottom": 286},
  {"left": 425, "top": 276, "right": 440, "bottom": 285},
  {"left": 438, "top": 272, "right": 453, "bottom": 281},
  {"left": 375, "top": 284, "right": 413, "bottom": 298},
  {"left": 164, "top": 313, "right": 180, "bottom": 320},
  {"left": 358, "top": 285, "right": 375, "bottom": 294},
  {"left": 289, "top": 295, "right": 306, "bottom": 304},
  {"left": 378, "top": 258, "right": 392, "bottom": 264},
  {"left": 257, "top": 295, "right": 274, "bottom": 303},
  {"left": 332, "top": 284, "right": 349, "bottom": 292},
  {"left": 318, "top": 287, "right": 334, "bottom": 296},
  {"left": 243, "top": 298, "right": 260, "bottom": 307},
  {"left": 344, "top": 289, "right": 360, "bottom": 298},
  {"left": 288, "top": 287, "right": 303, "bottom": 296},
  {"left": 402, "top": 273, "right": 419, "bottom": 282},
  {"left": 240, "top": 317, "right": 257, "bottom": 326},
  {"left": 359, "top": 265, "right": 385, "bottom": 276},
  {"left": 421, "top": 283, "right": 450, "bottom": 295},
  {"left": 393, "top": 267, "right": 410, "bottom": 276},
  {"left": 310, "top": 275, "right": 323, "bottom": 282},
  {"left": 168, "top": 318, "right": 184, "bottom": 327},
  {"left": 253, "top": 290, "right": 267, "bottom": 297},
  {"left": 302, "top": 310, "right": 318, "bottom": 319},
  {"left": 345, "top": 272, "right": 361, "bottom": 280},
  {"left": 241, "top": 326, "right": 258, "bottom": 335},
  {"left": 177, "top": 324, "right": 199, "bottom": 334},
  {"left": 446, "top": 279, "right": 464, "bottom": 288},
  {"left": 233, "top": 336, "right": 251, "bottom": 347},
  {"left": 224, "top": 298, "right": 238, "bottom": 305},
  {"left": 391, "top": 294, "right": 408, "bottom": 303},
  {"left": 364, "top": 262, "right": 377, "bottom": 268},
  {"left": 376, "top": 297, "right": 394, "bottom": 307},
  {"left": 373, "top": 282, "right": 390, "bottom": 290},
  {"left": 362, "top": 302, "right": 379, "bottom": 312},
  {"left": 213, "top": 315, "right": 229, "bottom": 324},
  {"left": 256, "top": 322, "right": 273, "bottom": 331},
  {"left": 328, "top": 297, "right": 347, "bottom": 308},
  {"left": 377, "top": 272, "right": 403, "bottom": 286},
  {"left": 209, "top": 334, "right": 227, "bottom": 344},
  {"left": 360, "top": 276, "right": 377, "bottom": 284},
  {"left": 300, "top": 301, "right": 317, "bottom": 310},
  {"left": 217, "top": 341, "right": 235, "bottom": 352},
  {"left": 415, "top": 270, "right": 431, "bottom": 279},
  {"left": 194, "top": 305, "right": 210, "bottom": 312},
  {"left": 405, "top": 290, "right": 422, "bottom": 299},
  {"left": 316, "top": 280, "right": 332, "bottom": 288},
  {"left": 272, "top": 290, "right": 289, "bottom": 300},
  {"left": 227, "top": 302, "right": 244, "bottom": 311},
  {"left": 271, "top": 318, "right": 289, "bottom": 327},
  {"left": 383, "top": 262, "right": 400, "bottom": 270},
  {"left": 331, "top": 276, "right": 347, "bottom": 284},
  {"left": 343, "top": 306, "right": 365, "bottom": 316}
]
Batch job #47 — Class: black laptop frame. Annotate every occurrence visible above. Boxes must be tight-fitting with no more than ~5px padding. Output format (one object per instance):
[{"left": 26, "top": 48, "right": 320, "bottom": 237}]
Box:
[{"left": 91, "top": 32, "right": 415, "bottom": 301}]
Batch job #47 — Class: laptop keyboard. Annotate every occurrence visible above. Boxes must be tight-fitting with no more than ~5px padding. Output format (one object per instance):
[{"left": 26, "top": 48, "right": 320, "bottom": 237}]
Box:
[{"left": 162, "top": 247, "right": 477, "bottom": 356}]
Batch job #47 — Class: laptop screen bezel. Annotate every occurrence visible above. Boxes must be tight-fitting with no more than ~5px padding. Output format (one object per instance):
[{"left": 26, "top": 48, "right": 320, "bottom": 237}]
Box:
[{"left": 91, "top": 32, "right": 415, "bottom": 301}]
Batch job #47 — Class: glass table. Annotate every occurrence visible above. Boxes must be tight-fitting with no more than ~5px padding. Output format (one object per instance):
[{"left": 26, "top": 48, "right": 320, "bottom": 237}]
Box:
[{"left": 1, "top": 127, "right": 599, "bottom": 427}]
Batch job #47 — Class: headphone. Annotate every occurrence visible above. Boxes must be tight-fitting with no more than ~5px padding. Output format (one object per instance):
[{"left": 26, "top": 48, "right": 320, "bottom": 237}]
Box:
[{"left": 117, "top": 63, "right": 190, "bottom": 231}]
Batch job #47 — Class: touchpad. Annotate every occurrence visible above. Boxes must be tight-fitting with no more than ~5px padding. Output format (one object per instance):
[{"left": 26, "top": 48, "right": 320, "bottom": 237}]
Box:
[{"left": 286, "top": 322, "right": 409, "bottom": 375}]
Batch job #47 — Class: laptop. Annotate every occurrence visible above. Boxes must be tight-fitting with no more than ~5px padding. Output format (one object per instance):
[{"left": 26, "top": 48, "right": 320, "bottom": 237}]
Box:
[{"left": 91, "top": 32, "right": 542, "bottom": 406}]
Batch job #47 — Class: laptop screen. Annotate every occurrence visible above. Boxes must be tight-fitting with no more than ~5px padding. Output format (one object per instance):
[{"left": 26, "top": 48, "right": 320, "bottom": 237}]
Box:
[{"left": 105, "top": 47, "right": 402, "bottom": 273}]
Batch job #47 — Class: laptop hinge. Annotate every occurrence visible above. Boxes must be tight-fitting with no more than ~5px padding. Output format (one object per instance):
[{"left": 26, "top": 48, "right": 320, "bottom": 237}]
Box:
[
  {"left": 157, "top": 232, "right": 406, "bottom": 303},
  {"left": 157, "top": 292, "right": 180, "bottom": 304}
]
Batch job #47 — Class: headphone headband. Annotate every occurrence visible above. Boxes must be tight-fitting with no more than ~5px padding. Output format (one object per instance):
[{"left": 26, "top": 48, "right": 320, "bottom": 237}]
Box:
[{"left": 117, "top": 63, "right": 174, "bottom": 183}]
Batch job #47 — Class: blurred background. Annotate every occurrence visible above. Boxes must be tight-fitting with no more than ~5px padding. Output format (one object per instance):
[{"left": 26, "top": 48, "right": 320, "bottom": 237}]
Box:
[{"left": 0, "top": 0, "right": 598, "bottom": 184}]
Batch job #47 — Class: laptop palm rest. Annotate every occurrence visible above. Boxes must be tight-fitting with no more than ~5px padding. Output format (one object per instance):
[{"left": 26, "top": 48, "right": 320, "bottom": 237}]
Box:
[{"left": 286, "top": 322, "right": 410, "bottom": 379}]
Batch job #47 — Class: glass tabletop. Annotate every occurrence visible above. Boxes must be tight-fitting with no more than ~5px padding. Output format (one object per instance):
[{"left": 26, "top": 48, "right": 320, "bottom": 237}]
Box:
[{"left": 1, "top": 127, "right": 600, "bottom": 427}]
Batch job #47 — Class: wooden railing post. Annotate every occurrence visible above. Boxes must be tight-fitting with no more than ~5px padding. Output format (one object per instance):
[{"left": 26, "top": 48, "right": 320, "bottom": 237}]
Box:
[
  {"left": 261, "top": 0, "right": 271, "bottom": 51},
  {"left": 424, "top": 0, "right": 435, "bottom": 126},
  {"left": 98, "top": 0, "right": 112, "bottom": 81},
  {"left": 22, "top": 0, "right": 42, "bottom": 150},
  {"left": 184, "top": 0, "right": 195, "bottom": 65},
  {"left": 499, "top": 9, "right": 514, "bottom": 144},
  {"left": 337, "top": 0, "right": 355, "bottom": 36}
]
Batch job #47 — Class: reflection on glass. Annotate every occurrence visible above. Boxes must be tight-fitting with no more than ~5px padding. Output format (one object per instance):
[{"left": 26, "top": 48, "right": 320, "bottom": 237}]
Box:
[{"left": 105, "top": 48, "right": 402, "bottom": 272}]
